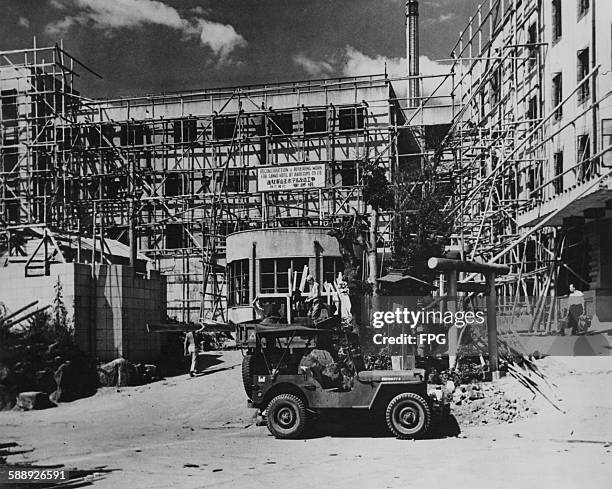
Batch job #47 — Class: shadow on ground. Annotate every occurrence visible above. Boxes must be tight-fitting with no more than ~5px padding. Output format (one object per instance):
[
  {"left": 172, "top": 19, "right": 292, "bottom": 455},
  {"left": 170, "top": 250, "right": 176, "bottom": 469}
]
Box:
[
  {"left": 0, "top": 442, "right": 119, "bottom": 488},
  {"left": 303, "top": 411, "right": 461, "bottom": 440}
]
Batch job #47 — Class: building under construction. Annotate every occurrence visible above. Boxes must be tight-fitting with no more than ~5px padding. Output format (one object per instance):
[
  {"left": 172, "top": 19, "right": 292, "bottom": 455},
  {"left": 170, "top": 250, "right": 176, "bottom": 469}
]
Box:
[
  {"left": 0, "top": 34, "right": 448, "bottom": 333},
  {"left": 2, "top": 0, "right": 612, "bottom": 351},
  {"left": 434, "top": 0, "right": 612, "bottom": 329}
]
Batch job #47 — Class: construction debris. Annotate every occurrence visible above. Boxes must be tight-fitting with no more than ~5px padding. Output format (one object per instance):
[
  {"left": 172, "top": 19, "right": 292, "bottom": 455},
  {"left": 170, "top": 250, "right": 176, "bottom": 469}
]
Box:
[
  {"left": 15, "top": 391, "right": 55, "bottom": 411},
  {"left": 451, "top": 382, "right": 536, "bottom": 426}
]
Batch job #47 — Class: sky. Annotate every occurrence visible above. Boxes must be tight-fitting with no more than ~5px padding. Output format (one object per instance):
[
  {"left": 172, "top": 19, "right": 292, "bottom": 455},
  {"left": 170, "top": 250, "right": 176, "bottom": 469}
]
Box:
[{"left": 1, "top": 0, "right": 481, "bottom": 100}]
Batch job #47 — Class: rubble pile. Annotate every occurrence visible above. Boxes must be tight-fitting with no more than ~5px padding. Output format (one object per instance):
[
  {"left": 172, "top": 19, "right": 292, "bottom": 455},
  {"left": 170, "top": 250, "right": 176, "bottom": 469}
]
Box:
[{"left": 451, "top": 382, "right": 537, "bottom": 425}]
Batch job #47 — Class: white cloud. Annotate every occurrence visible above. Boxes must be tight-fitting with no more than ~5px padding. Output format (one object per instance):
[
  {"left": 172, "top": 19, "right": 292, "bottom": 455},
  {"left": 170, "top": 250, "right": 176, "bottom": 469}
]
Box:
[
  {"left": 424, "top": 12, "right": 456, "bottom": 25},
  {"left": 293, "top": 54, "right": 334, "bottom": 77},
  {"left": 18, "top": 17, "right": 31, "bottom": 29},
  {"left": 46, "top": 0, "right": 246, "bottom": 61},
  {"left": 195, "top": 19, "right": 247, "bottom": 61},
  {"left": 342, "top": 46, "right": 452, "bottom": 105},
  {"left": 343, "top": 46, "right": 405, "bottom": 79}
]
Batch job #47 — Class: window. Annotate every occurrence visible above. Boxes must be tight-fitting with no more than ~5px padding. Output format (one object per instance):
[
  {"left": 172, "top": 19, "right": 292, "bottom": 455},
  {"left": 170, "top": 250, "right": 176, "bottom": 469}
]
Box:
[
  {"left": 527, "top": 168, "right": 535, "bottom": 193},
  {"left": 260, "top": 258, "right": 308, "bottom": 293},
  {"left": 303, "top": 110, "right": 327, "bottom": 133},
  {"left": 323, "top": 257, "right": 345, "bottom": 285},
  {"left": 552, "top": 73, "right": 563, "bottom": 120},
  {"left": 0, "top": 89, "right": 18, "bottom": 142},
  {"left": 578, "top": 0, "right": 589, "bottom": 19},
  {"left": 87, "top": 124, "right": 114, "bottom": 147},
  {"left": 166, "top": 223, "right": 184, "bottom": 249},
  {"left": 227, "top": 259, "right": 249, "bottom": 306},
  {"left": 603, "top": 119, "right": 612, "bottom": 167},
  {"left": 553, "top": 151, "right": 564, "bottom": 194},
  {"left": 552, "top": 0, "right": 562, "bottom": 42},
  {"left": 269, "top": 113, "right": 293, "bottom": 135},
  {"left": 1, "top": 146, "right": 17, "bottom": 174},
  {"left": 577, "top": 48, "right": 590, "bottom": 104},
  {"left": 225, "top": 169, "right": 248, "bottom": 193},
  {"left": 527, "top": 96, "right": 538, "bottom": 128},
  {"left": 527, "top": 23, "right": 538, "bottom": 69},
  {"left": 333, "top": 162, "right": 357, "bottom": 186},
  {"left": 490, "top": 67, "right": 501, "bottom": 107},
  {"left": 119, "top": 123, "right": 146, "bottom": 146},
  {"left": 527, "top": 165, "right": 542, "bottom": 199},
  {"left": 165, "top": 174, "right": 182, "bottom": 196},
  {"left": 577, "top": 134, "right": 591, "bottom": 180},
  {"left": 173, "top": 118, "right": 197, "bottom": 144},
  {"left": 213, "top": 116, "right": 237, "bottom": 140},
  {"left": 338, "top": 107, "right": 365, "bottom": 131}
]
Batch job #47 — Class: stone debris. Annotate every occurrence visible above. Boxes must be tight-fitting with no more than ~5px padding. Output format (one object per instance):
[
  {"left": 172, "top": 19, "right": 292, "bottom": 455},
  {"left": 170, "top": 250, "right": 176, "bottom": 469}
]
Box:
[
  {"left": 16, "top": 391, "right": 55, "bottom": 410},
  {"left": 450, "top": 382, "right": 537, "bottom": 425}
]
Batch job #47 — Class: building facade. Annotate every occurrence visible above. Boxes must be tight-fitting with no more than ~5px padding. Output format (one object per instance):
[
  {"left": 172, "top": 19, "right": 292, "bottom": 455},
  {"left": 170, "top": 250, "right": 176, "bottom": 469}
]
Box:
[
  {"left": 447, "top": 0, "right": 612, "bottom": 324},
  {"left": 1, "top": 45, "right": 420, "bottom": 324}
]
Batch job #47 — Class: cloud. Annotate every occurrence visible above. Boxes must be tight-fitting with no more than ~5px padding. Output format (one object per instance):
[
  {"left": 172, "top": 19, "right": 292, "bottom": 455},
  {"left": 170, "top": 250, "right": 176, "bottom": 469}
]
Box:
[
  {"left": 343, "top": 46, "right": 405, "bottom": 79},
  {"left": 424, "top": 12, "right": 456, "bottom": 25},
  {"left": 18, "top": 17, "right": 31, "bottom": 29},
  {"left": 293, "top": 54, "right": 334, "bottom": 77},
  {"left": 290, "top": 47, "right": 453, "bottom": 105},
  {"left": 46, "top": 0, "right": 246, "bottom": 61},
  {"left": 342, "top": 46, "right": 452, "bottom": 104},
  {"left": 195, "top": 19, "right": 246, "bottom": 61}
]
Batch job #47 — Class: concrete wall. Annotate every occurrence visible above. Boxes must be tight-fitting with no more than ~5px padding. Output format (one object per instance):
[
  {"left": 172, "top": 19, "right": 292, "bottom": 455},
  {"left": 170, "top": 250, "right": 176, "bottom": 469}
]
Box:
[{"left": 0, "top": 263, "right": 166, "bottom": 363}]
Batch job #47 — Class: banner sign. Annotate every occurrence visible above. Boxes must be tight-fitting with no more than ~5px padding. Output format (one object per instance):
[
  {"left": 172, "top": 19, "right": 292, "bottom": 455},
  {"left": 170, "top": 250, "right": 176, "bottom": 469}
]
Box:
[{"left": 257, "top": 163, "right": 325, "bottom": 192}]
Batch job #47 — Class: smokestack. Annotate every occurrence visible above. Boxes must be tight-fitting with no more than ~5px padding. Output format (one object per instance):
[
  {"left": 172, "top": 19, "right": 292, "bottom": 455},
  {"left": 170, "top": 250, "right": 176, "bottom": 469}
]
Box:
[{"left": 406, "top": 1, "right": 420, "bottom": 108}]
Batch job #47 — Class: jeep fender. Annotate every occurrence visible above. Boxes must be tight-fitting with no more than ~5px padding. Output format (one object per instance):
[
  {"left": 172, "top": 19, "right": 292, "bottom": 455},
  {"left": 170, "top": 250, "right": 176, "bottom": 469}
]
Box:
[
  {"left": 261, "top": 382, "right": 310, "bottom": 409},
  {"left": 367, "top": 383, "right": 429, "bottom": 412}
]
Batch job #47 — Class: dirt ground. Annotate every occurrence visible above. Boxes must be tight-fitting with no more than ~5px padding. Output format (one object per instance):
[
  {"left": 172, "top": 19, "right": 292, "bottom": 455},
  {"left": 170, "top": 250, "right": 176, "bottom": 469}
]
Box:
[{"left": 2, "top": 351, "right": 612, "bottom": 489}]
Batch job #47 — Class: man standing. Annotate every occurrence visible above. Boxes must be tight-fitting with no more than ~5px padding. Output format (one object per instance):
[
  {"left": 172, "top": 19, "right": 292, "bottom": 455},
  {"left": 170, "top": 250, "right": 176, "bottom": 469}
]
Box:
[
  {"left": 184, "top": 329, "right": 200, "bottom": 377},
  {"left": 305, "top": 275, "right": 322, "bottom": 320},
  {"left": 337, "top": 280, "right": 353, "bottom": 330},
  {"left": 567, "top": 283, "right": 585, "bottom": 335}
]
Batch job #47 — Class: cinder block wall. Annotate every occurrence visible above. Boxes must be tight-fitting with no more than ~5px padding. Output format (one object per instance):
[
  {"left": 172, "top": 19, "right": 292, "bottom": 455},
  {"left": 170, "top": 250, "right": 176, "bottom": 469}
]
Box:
[
  {"left": 94, "top": 265, "right": 165, "bottom": 362},
  {"left": 0, "top": 263, "right": 166, "bottom": 363}
]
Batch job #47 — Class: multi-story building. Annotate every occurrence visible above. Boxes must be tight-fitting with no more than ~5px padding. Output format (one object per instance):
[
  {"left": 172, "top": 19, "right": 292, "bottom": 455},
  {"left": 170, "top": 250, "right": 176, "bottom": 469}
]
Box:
[
  {"left": 1, "top": 44, "right": 425, "bottom": 325},
  {"left": 447, "top": 0, "right": 612, "bottom": 324}
]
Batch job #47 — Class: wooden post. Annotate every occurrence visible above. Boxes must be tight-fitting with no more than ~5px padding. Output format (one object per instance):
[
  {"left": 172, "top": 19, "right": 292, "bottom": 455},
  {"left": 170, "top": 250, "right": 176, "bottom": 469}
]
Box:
[
  {"left": 428, "top": 257, "right": 508, "bottom": 379},
  {"left": 446, "top": 269, "right": 458, "bottom": 370},
  {"left": 486, "top": 272, "right": 500, "bottom": 380},
  {"left": 128, "top": 157, "right": 137, "bottom": 271},
  {"left": 43, "top": 228, "right": 50, "bottom": 276}
]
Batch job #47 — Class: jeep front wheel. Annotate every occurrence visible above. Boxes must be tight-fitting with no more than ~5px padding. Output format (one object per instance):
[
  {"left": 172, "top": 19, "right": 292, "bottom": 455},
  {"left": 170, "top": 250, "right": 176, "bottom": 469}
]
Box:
[
  {"left": 266, "top": 394, "right": 307, "bottom": 439},
  {"left": 385, "top": 392, "right": 431, "bottom": 439}
]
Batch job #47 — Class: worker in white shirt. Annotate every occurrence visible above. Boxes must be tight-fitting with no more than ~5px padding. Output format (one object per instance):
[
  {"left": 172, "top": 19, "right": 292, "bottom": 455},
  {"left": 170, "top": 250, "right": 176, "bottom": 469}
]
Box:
[
  {"left": 184, "top": 330, "right": 200, "bottom": 377},
  {"left": 567, "top": 283, "right": 585, "bottom": 335},
  {"left": 305, "top": 275, "right": 322, "bottom": 319}
]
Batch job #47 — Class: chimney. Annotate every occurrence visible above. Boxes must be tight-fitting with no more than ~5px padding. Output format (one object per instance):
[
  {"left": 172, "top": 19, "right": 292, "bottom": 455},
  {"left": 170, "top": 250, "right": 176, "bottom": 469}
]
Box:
[{"left": 406, "top": 1, "right": 420, "bottom": 108}]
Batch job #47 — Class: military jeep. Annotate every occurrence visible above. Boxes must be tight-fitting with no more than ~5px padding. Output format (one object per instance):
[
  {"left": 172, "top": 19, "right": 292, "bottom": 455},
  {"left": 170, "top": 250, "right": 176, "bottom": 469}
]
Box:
[{"left": 241, "top": 323, "right": 433, "bottom": 439}]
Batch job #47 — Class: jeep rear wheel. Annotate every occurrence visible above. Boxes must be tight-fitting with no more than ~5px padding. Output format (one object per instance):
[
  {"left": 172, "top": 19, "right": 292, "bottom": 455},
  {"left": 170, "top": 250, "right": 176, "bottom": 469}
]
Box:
[
  {"left": 385, "top": 393, "right": 431, "bottom": 439},
  {"left": 266, "top": 394, "right": 307, "bottom": 439},
  {"left": 241, "top": 354, "right": 258, "bottom": 399}
]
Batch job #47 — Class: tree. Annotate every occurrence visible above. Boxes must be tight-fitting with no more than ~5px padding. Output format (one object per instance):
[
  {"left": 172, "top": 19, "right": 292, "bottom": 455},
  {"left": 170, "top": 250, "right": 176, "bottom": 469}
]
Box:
[
  {"left": 328, "top": 161, "right": 394, "bottom": 343},
  {"left": 390, "top": 176, "right": 450, "bottom": 282},
  {"left": 51, "top": 277, "right": 73, "bottom": 343},
  {"left": 362, "top": 163, "right": 394, "bottom": 293}
]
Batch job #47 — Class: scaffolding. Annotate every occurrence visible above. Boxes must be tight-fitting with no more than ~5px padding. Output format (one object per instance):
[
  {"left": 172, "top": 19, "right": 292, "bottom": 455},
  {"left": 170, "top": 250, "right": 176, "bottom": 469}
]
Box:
[
  {"left": 1, "top": 44, "right": 424, "bottom": 323},
  {"left": 439, "top": 0, "right": 612, "bottom": 331}
]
